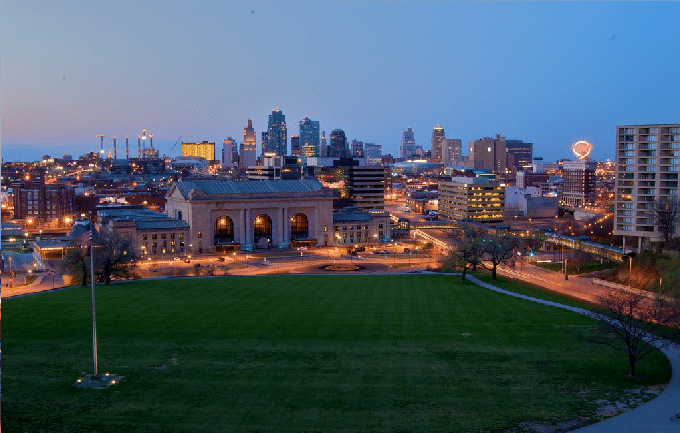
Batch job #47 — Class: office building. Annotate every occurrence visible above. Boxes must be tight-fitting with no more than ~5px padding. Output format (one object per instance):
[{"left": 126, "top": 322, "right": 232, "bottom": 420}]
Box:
[
  {"left": 614, "top": 124, "right": 680, "bottom": 245},
  {"left": 364, "top": 143, "right": 382, "bottom": 165},
  {"left": 11, "top": 169, "right": 76, "bottom": 223},
  {"left": 506, "top": 140, "right": 534, "bottom": 171},
  {"left": 468, "top": 135, "right": 507, "bottom": 174},
  {"left": 562, "top": 160, "right": 597, "bottom": 208},
  {"left": 438, "top": 177, "right": 505, "bottom": 223},
  {"left": 290, "top": 135, "right": 300, "bottom": 156},
  {"left": 332, "top": 207, "right": 391, "bottom": 245},
  {"left": 182, "top": 141, "right": 216, "bottom": 161},
  {"left": 330, "top": 129, "right": 348, "bottom": 158},
  {"left": 265, "top": 108, "right": 287, "bottom": 155},
  {"left": 431, "top": 125, "right": 445, "bottom": 163},
  {"left": 241, "top": 118, "right": 257, "bottom": 169},
  {"left": 442, "top": 138, "right": 462, "bottom": 166},
  {"left": 247, "top": 154, "right": 302, "bottom": 180},
  {"left": 299, "top": 117, "right": 320, "bottom": 156},
  {"left": 400, "top": 127, "right": 416, "bottom": 160},
  {"left": 319, "top": 131, "right": 328, "bottom": 157},
  {"left": 97, "top": 207, "right": 190, "bottom": 257},
  {"left": 222, "top": 138, "right": 236, "bottom": 168},
  {"left": 351, "top": 140, "right": 364, "bottom": 157}
]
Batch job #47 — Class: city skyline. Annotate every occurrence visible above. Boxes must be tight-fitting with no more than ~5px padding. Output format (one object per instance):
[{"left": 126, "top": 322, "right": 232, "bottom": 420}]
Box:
[{"left": 1, "top": 2, "right": 679, "bottom": 162}]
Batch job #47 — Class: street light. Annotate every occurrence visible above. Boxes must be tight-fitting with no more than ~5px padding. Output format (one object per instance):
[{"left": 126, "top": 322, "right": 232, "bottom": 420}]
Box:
[{"left": 628, "top": 255, "right": 633, "bottom": 290}]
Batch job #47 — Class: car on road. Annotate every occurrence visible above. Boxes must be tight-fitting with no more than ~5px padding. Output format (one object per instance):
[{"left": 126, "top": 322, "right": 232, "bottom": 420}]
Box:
[{"left": 173, "top": 257, "right": 181, "bottom": 261}]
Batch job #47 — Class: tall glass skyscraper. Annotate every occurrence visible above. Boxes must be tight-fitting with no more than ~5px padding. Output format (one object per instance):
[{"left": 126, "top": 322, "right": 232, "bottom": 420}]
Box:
[
  {"left": 266, "top": 108, "right": 287, "bottom": 155},
  {"left": 299, "top": 117, "right": 320, "bottom": 156}
]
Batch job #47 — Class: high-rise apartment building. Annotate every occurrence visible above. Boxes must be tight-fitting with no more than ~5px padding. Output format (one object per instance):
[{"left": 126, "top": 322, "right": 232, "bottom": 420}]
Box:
[
  {"left": 562, "top": 160, "right": 596, "bottom": 208},
  {"left": 400, "top": 127, "right": 416, "bottom": 160},
  {"left": 182, "top": 141, "right": 216, "bottom": 161},
  {"left": 506, "top": 140, "right": 533, "bottom": 171},
  {"left": 431, "top": 125, "right": 445, "bottom": 163},
  {"left": 266, "top": 108, "right": 287, "bottom": 155},
  {"left": 241, "top": 118, "right": 257, "bottom": 169},
  {"left": 330, "top": 129, "right": 347, "bottom": 158},
  {"left": 614, "top": 124, "right": 680, "bottom": 244},
  {"left": 468, "top": 135, "right": 507, "bottom": 174},
  {"left": 299, "top": 117, "right": 320, "bottom": 156},
  {"left": 442, "top": 138, "right": 462, "bottom": 166}
]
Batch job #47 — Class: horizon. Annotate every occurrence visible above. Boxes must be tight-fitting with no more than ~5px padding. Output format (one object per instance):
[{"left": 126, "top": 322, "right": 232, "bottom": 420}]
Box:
[{"left": 2, "top": 2, "right": 679, "bottom": 163}]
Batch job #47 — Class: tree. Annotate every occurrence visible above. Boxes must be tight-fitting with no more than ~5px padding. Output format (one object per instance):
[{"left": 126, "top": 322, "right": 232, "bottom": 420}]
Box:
[
  {"left": 444, "top": 225, "right": 484, "bottom": 283},
  {"left": 91, "top": 227, "right": 139, "bottom": 284},
  {"left": 593, "top": 290, "right": 680, "bottom": 377},
  {"left": 479, "top": 234, "right": 519, "bottom": 281},
  {"left": 651, "top": 199, "right": 680, "bottom": 243},
  {"left": 62, "top": 239, "right": 91, "bottom": 286}
]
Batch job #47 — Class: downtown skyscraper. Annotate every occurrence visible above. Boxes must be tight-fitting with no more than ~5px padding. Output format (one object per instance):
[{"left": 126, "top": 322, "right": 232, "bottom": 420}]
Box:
[
  {"left": 330, "top": 129, "right": 348, "bottom": 158},
  {"left": 431, "top": 125, "right": 445, "bottom": 163},
  {"left": 400, "top": 127, "right": 416, "bottom": 160},
  {"left": 241, "top": 118, "right": 257, "bottom": 169},
  {"left": 299, "top": 117, "right": 320, "bottom": 157},
  {"left": 265, "top": 108, "right": 287, "bottom": 155}
]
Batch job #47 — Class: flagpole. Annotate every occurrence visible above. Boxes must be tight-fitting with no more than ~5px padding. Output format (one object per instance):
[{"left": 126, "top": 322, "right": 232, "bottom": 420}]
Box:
[{"left": 90, "top": 224, "right": 98, "bottom": 376}]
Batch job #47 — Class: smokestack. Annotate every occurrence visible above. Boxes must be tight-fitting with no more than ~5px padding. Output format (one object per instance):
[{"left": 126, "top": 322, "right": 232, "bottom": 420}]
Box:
[
  {"left": 113, "top": 135, "right": 117, "bottom": 159},
  {"left": 125, "top": 136, "right": 129, "bottom": 159},
  {"left": 138, "top": 135, "right": 141, "bottom": 159}
]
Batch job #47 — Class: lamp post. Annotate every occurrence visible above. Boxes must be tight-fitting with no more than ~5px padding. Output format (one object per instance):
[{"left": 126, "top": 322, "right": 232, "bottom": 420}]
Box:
[
  {"left": 628, "top": 255, "right": 632, "bottom": 290},
  {"left": 300, "top": 251, "right": 304, "bottom": 266}
]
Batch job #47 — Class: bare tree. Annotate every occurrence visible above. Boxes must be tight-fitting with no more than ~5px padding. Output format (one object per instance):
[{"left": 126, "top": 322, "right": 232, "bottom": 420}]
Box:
[
  {"left": 92, "top": 227, "right": 139, "bottom": 284},
  {"left": 480, "top": 235, "right": 519, "bottom": 281},
  {"left": 62, "top": 240, "right": 90, "bottom": 286},
  {"left": 444, "top": 225, "right": 484, "bottom": 283},
  {"left": 651, "top": 199, "right": 680, "bottom": 243},
  {"left": 594, "top": 290, "right": 680, "bottom": 377}
]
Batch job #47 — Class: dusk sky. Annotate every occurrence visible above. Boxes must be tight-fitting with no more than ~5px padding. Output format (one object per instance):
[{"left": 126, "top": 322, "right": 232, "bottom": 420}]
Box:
[{"left": 1, "top": 1, "right": 679, "bottom": 163}]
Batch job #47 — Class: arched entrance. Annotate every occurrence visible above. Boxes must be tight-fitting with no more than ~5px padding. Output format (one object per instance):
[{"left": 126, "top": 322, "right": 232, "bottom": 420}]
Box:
[
  {"left": 214, "top": 216, "right": 234, "bottom": 252},
  {"left": 253, "top": 214, "right": 272, "bottom": 249},
  {"left": 290, "top": 213, "right": 309, "bottom": 240}
]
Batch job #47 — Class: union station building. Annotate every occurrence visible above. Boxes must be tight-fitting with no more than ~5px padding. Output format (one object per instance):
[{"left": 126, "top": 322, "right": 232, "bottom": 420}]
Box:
[{"left": 165, "top": 179, "right": 335, "bottom": 252}]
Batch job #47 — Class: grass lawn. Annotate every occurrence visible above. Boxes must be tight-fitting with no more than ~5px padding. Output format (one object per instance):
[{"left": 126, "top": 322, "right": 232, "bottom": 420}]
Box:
[{"left": 2, "top": 274, "right": 671, "bottom": 433}]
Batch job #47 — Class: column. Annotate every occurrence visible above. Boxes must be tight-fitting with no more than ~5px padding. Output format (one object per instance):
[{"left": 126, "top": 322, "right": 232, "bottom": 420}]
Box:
[
  {"left": 238, "top": 211, "right": 246, "bottom": 247},
  {"left": 283, "top": 207, "right": 289, "bottom": 246}
]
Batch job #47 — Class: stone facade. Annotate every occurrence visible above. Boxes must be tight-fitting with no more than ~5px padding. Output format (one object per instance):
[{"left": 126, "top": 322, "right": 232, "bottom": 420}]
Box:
[{"left": 165, "top": 179, "right": 334, "bottom": 252}]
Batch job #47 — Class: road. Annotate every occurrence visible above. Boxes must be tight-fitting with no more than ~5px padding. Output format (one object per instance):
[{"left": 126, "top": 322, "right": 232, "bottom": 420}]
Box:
[{"left": 497, "top": 263, "right": 612, "bottom": 304}]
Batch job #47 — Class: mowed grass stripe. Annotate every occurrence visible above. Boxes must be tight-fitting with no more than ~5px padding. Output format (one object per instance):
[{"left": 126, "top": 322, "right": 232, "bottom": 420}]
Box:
[{"left": 2, "top": 274, "right": 671, "bottom": 433}]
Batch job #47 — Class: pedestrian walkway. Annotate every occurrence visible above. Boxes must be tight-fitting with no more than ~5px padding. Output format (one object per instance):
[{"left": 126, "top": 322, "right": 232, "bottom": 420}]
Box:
[{"left": 465, "top": 274, "right": 680, "bottom": 432}]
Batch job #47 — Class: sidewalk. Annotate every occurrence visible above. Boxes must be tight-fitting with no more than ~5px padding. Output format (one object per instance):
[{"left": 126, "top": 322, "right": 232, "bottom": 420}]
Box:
[{"left": 465, "top": 274, "right": 680, "bottom": 433}]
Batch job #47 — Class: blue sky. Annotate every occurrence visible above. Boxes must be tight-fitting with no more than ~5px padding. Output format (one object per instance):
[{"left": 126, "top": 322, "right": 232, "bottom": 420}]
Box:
[{"left": 1, "top": 1, "right": 679, "bottom": 163}]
